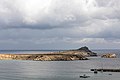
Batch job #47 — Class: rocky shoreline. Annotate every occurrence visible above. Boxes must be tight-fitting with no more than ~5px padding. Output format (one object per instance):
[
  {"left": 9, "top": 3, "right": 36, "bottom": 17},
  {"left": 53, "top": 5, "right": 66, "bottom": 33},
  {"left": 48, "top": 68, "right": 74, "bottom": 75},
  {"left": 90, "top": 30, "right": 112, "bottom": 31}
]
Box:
[
  {"left": 0, "top": 54, "right": 88, "bottom": 61},
  {"left": 0, "top": 46, "right": 97, "bottom": 61},
  {"left": 101, "top": 53, "right": 116, "bottom": 58}
]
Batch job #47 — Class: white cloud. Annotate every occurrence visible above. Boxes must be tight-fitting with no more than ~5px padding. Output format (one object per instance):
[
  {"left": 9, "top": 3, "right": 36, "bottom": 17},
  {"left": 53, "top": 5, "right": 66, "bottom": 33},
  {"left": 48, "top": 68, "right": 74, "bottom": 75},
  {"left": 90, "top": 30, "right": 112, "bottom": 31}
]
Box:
[
  {"left": 76, "top": 38, "right": 106, "bottom": 44},
  {"left": 0, "top": 0, "right": 120, "bottom": 49}
]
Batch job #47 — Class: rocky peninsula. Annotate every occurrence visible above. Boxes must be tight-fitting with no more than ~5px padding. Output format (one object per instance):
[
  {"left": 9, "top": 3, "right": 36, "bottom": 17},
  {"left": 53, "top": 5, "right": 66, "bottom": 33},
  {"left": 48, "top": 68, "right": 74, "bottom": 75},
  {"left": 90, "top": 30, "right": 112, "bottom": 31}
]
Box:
[{"left": 0, "top": 46, "right": 97, "bottom": 61}]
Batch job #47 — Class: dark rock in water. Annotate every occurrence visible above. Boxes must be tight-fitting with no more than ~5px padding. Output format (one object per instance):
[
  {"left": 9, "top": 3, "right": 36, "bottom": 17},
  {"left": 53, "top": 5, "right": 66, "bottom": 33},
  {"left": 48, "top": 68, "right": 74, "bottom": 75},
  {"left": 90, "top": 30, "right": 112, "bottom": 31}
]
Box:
[
  {"left": 80, "top": 74, "right": 90, "bottom": 78},
  {"left": 91, "top": 69, "right": 120, "bottom": 72}
]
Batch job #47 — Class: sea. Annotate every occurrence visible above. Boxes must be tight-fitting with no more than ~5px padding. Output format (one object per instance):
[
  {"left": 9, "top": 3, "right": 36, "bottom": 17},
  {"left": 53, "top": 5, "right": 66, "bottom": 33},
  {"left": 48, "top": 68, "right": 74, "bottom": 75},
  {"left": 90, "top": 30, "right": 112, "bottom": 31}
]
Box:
[{"left": 0, "top": 49, "right": 120, "bottom": 80}]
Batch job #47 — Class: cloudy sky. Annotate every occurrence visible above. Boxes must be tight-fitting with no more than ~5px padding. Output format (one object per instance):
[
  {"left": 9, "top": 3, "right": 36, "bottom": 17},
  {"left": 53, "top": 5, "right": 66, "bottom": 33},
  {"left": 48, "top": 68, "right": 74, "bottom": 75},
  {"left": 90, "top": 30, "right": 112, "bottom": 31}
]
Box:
[{"left": 0, "top": 0, "right": 120, "bottom": 50}]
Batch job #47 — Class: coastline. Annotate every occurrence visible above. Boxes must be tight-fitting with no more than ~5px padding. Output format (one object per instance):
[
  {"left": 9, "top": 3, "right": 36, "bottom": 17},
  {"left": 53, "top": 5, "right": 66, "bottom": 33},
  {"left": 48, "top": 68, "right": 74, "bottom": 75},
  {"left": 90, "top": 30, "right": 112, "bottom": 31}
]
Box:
[
  {"left": 0, "top": 53, "right": 88, "bottom": 61},
  {"left": 0, "top": 46, "right": 97, "bottom": 61}
]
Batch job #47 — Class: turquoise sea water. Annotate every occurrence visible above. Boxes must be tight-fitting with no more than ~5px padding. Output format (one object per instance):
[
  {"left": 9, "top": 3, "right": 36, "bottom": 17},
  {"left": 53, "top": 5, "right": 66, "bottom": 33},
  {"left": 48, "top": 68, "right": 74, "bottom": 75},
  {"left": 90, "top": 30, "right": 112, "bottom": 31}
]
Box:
[{"left": 0, "top": 49, "right": 120, "bottom": 80}]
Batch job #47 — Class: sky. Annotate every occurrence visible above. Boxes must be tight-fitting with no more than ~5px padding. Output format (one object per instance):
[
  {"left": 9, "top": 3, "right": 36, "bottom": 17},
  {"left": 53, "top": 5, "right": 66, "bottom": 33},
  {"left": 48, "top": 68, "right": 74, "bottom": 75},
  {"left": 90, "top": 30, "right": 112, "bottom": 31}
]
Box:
[{"left": 0, "top": 0, "right": 120, "bottom": 50}]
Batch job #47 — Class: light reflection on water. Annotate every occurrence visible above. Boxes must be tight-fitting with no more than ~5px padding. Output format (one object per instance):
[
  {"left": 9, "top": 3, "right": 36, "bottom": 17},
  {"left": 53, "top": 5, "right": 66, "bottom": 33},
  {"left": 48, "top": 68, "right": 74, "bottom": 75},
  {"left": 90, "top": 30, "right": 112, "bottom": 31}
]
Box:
[
  {"left": 0, "top": 49, "right": 120, "bottom": 80},
  {"left": 0, "top": 57, "right": 120, "bottom": 80}
]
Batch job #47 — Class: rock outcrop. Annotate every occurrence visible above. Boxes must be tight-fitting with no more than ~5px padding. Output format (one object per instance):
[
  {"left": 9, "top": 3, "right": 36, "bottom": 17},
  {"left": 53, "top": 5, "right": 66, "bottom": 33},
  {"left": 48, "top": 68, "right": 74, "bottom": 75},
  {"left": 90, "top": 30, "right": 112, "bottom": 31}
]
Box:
[
  {"left": 0, "top": 54, "right": 88, "bottom": 61},
  {"left": 77, "top": 46, "right": 97, "bottom": 56},
  {"left": 60, "top": 46, "right": 97, "bottom": 57},
  {"left": 101, "top": 53, "right": 116, "bottom": 58},
  {"left": 0, "top": 46, "right": 96, "bottom": 61}
]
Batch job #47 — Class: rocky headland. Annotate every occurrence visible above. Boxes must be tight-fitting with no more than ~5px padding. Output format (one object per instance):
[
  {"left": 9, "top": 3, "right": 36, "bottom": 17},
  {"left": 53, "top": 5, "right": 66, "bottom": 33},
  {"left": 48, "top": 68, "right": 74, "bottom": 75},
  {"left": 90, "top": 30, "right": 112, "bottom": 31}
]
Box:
[{"left": 0, "top": 46, "right": 97, "bottom": 61}]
